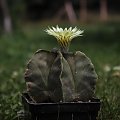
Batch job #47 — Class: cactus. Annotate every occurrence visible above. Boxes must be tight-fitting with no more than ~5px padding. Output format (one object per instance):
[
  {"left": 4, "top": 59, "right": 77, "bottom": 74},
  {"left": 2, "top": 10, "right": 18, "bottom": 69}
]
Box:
[{"left": 24, "top": 26, "right": 98, "bottom": 102}]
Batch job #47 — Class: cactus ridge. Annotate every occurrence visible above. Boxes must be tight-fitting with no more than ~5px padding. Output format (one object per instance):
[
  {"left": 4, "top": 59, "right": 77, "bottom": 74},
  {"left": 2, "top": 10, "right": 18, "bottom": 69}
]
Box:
[{"left": 25, "top": 49, "right": 97, "bottom": 102}]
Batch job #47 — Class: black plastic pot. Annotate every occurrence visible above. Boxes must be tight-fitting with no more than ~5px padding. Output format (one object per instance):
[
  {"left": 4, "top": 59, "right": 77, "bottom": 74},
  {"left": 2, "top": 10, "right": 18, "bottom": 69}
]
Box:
[{"left": 21, "top": 92, "right": 100, "bottom": 120}]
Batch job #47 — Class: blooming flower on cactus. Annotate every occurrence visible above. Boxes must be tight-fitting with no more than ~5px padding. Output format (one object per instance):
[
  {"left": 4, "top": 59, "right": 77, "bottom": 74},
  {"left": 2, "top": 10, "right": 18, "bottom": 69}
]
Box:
[{"left": 45, "top": 26, "right": 84, "bottom": 52}]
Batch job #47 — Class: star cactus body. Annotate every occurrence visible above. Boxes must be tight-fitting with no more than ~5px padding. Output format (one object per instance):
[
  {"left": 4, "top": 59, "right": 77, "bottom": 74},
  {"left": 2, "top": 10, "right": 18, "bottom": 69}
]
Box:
[
  {"left": 25, "top": 26, "right": 97, "bottom": 103},
  {"left": 45, "top": 26, "right": 84, "bottom": 52}
]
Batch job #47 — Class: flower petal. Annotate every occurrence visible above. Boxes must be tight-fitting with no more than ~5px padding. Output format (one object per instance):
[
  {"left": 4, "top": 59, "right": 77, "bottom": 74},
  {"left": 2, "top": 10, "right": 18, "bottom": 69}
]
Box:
[{"left": 45, "top": 26, "right": 84, "bottom": 49}]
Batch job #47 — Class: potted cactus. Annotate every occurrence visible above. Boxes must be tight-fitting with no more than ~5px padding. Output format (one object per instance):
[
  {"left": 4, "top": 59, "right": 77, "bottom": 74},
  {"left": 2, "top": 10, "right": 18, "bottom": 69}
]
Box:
[{"left": 21, "top": 26, "right": 100, "bottom": 120}]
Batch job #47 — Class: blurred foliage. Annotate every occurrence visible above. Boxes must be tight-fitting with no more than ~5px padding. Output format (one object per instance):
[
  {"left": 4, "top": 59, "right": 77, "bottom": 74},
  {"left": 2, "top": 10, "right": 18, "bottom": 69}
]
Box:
[
  {"left": 2, "top": 0, "right": 120, "bottom": 21},
  {"left": 8, "top": 0, "right": 25, "bottom": 19},
  {"left": 2, "top": 0, "right": 26, "bottom": 29}
]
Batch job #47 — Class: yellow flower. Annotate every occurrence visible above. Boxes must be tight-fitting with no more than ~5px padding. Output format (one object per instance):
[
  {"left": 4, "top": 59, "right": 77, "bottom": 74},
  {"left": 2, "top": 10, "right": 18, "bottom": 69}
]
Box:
[{"left": 45, "top": 26, "right": 84, "bottom": 52}]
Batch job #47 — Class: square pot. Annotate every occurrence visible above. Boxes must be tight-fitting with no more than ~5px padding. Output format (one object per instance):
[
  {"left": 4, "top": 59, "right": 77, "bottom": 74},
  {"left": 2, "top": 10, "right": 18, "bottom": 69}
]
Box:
[{"left": 21, "top": 92, "right": 100, "bottom": 120}]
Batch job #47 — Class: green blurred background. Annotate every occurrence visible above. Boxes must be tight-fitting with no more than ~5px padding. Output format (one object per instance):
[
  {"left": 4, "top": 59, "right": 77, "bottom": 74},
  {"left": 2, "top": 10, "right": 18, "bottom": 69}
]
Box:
[{"left": 0, "top": 0, "right": 120, "bottom": 120}]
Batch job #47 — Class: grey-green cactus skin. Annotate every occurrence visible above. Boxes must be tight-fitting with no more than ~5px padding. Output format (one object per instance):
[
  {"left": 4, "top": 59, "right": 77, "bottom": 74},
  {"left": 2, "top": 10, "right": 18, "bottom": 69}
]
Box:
[
  {"left": 63, "top": 52, "right": 98, "bottom": 101},
  {"left": 25, "top": 49, "right": 98, "bottom": 103}
]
